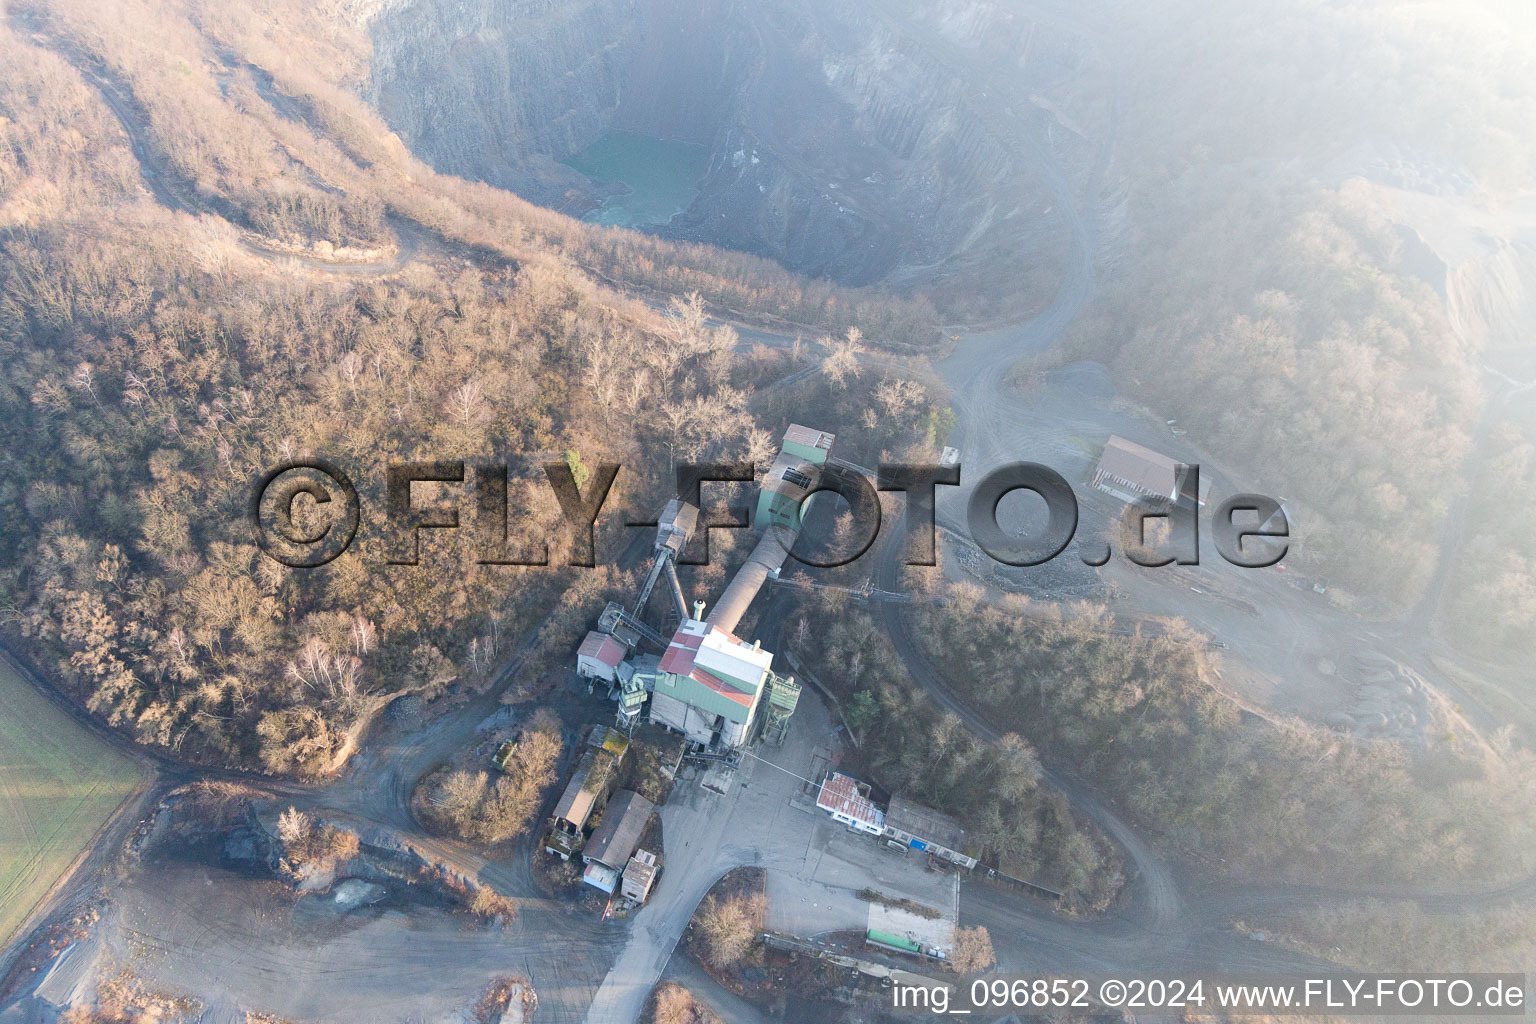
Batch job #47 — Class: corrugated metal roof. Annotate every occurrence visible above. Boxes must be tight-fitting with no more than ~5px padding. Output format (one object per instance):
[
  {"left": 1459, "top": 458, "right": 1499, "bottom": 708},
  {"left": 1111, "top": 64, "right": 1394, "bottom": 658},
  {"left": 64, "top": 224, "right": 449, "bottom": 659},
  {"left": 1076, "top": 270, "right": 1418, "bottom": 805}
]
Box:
[
  {"left": 885, "top": 796, "right": 966, "bottom": 853},
  {"left": 654, "top": 672, "right": 761, "bottom": 727},
  {"left": 688, "top": 667, "right": 754, "bottom": 707},
  {"left": 552, "top": 748, "right": 600, "bottom": 828},
  {"left": 658, "top": 621, "right": 707, "bottom": 676},
  {"left": 659, "top": 499, "right": 699, "bottom": 534},
  {"left": 623, "top": 851, "right": 658, "bottom": 890},
  {"left": 654, "top": 621, "right": 769, "bottom": 724},
  {"left": 784, "top": 424, "right": 835, "bottom": 451},
  {"left": 660, "top": 624, "right": 764, "bottom": 698},
  {"left": 578, "top": 630, "right": 626, "bottom": 668},
  {"left": 694, "top": 629, "right": 772, "bottom": 689},
  {"left": 583, "top": 861, "right": 620, "bottom": 893},
  {"left": 584, "top": 790, "right": 655, "bottom": 869},
  {"left": 1095, "top": 435, "right": 1181, "bottom": 499},
  {"left": 817, "top": 772, "right": 883, "bottom": 830}
]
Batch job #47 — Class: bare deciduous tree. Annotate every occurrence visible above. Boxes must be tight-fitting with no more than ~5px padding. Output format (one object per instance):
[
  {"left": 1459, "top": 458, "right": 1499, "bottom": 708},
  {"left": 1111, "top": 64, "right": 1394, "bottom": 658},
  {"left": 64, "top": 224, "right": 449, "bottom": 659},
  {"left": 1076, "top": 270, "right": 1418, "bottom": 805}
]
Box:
[
  {"left": 693, "top": 889, "right": 766, "bottom": 969},
  {"left": 948, "top": 926, "right": 996, "bottom": 973}
]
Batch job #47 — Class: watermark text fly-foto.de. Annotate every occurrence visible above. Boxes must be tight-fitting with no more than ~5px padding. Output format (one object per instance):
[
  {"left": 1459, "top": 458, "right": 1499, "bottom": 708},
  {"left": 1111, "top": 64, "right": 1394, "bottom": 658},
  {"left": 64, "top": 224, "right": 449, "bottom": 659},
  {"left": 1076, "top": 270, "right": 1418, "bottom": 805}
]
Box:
[{"left": 250, "top": 457, "right": 1289, "bottom": 571}]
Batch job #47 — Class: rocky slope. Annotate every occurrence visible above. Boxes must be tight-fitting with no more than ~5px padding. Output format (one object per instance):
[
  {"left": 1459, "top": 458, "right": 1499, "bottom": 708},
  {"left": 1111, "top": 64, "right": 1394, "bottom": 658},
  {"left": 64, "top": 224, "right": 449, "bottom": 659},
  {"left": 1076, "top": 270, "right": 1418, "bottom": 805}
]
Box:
[{"left": 356, "top": 0, "right": 1110, "bottom": 301}]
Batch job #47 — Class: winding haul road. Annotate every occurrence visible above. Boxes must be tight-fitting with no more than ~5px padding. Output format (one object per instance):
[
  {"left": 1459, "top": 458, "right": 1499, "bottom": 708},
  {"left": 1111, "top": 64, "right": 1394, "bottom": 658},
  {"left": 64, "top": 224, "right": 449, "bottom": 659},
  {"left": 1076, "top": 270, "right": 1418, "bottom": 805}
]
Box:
[{"left": 5, "top": 7, "right": 1534, "bottom": 1023}]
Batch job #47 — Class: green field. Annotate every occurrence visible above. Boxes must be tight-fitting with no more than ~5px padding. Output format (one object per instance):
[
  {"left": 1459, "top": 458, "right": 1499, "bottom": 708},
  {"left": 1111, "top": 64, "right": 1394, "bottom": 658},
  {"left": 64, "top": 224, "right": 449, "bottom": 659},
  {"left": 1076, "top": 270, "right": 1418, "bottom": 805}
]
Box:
[{"left": 0, "top": 658, "right": 145, "bottom": 945}]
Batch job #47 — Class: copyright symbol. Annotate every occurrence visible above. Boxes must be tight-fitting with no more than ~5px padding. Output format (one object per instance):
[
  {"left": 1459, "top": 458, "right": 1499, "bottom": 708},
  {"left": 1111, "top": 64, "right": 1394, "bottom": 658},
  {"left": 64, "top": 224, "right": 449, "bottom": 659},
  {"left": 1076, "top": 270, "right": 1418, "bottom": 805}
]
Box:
[
  {"left": 249, "top": 459, "right": 359, "bottom": 567},
  {"left": 1099, "top": 980, "right": 1127, "bottom": 1007}
]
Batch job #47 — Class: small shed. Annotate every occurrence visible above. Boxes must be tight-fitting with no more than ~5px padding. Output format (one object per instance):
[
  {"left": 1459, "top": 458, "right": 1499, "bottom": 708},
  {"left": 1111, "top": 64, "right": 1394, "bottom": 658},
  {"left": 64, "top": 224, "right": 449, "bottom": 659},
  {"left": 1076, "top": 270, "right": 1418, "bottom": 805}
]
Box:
[
  {"left": 582, "top": 861, "right": 621, "bottom": 894},
  {"left": 1092, "top": 435, "right": 1208, "bottom": 507},
  {"left": 656, "top": 499, "right": 699, "bottom": 557},
  {"left": 577, "top": 630, "right": 627, "bottom": 683},
  {"left": 816, "top": 772, "right": 884, "bottom": 834},
  {"left": 583, "top": 790, "right": 656, "bottom": 872},
  {"left": 621, "top": 849, "right": 659, "bottom": 903}
]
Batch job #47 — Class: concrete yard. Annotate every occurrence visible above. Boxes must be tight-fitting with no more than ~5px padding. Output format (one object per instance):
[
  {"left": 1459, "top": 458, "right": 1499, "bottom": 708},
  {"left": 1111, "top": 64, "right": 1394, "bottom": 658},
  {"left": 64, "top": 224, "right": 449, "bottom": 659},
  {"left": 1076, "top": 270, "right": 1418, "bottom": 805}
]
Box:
[
  {"left": 582, "top": 690, "right": 969, "bottom": 1023},
  {"left": 5, "top": 851, "right": 620, "bottom": 1024},
  {"left": 765, "top": 823, "right": 959, "bottom": 943}
]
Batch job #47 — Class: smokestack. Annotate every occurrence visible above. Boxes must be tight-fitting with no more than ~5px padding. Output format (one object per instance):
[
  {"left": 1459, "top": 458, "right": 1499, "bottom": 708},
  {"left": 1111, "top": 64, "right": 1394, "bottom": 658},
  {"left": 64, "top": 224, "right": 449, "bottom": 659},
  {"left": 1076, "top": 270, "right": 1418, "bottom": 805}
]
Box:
[{"left": 692, "top": 600, "right": 706, "bottom": 621}]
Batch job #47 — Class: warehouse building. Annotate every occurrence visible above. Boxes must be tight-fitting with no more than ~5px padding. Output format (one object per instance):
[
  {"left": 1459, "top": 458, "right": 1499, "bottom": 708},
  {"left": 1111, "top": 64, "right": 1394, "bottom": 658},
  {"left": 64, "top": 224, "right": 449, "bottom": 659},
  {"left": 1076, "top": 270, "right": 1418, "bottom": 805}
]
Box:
[
  {"left": 580, "top": 425, "right": 828, "bottom": 752},
  {"left": 883, "top": 796, "right": 978, "bottom": 869},
  {"left": 582, "top": 789, "right": 656, "bottom": 893},
  {"left": 545, "top": 728, "right": 628, "bottom": 859},
  {"left": 816, "top": 772, "right": 885, "bottom": 835},
  {"left": 1091, "top": 434, "right": 1210, "bottom": 508},
  {"left": 649, "top": 617, "right": 790, "bottom": 748}
]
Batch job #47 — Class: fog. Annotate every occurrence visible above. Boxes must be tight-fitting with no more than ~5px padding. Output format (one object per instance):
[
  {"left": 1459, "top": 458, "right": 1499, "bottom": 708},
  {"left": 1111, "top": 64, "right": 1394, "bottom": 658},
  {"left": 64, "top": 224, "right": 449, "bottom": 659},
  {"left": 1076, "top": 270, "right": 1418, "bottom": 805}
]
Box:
[{"left": 0, "top": 0, "right": 1533, "bottom": 1020}]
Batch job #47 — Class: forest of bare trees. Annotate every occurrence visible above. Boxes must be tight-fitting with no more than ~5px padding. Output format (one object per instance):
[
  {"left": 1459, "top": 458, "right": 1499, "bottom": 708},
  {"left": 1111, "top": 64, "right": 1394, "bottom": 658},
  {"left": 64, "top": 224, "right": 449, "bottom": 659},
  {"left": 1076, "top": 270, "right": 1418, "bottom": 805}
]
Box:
[
  {"left": 0, "top": 0, "right": 967, "bottom": 785},
  {"left": 1060, "top": 0, "right": 1536, "bottom": 612},
  {"left": 414, "top": 713, "right": 563, "bottom": 844},
  {"left": 0, "top": 4, "right": 884, "bottom": 774},
  {"left": 0, "top": 211, "right": 797, "bottom": 771},
  {"left": 786, "top": 597, "right": 1123, "bottom": 906},
  {"left": 1064, "top": 187, "right": 1478, "bottom": 604},
  {"left": 914, "top": 584, "right": 1536, "bottom": 884},
  {"left": 10, "top": 0, "right": 941, "bottom": 349},
  {"left": 1446, "top": 423, "right": 1536, "bottom": 654}
]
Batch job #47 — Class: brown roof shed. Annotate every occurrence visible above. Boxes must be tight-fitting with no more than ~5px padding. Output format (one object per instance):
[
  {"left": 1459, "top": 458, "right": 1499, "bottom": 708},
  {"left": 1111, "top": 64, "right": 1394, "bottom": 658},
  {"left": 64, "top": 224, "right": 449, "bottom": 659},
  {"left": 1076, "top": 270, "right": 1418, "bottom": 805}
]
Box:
[{"left": 582, "top": 790, "right": 656, "bottom": 869}]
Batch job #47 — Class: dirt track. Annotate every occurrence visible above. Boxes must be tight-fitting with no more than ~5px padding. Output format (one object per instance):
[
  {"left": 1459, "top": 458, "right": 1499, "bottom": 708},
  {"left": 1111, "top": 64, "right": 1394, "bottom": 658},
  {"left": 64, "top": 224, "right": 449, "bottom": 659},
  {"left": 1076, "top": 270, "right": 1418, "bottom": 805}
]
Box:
[{"left": 4, "top": 5, "right": 1536, "bottom": 1023}]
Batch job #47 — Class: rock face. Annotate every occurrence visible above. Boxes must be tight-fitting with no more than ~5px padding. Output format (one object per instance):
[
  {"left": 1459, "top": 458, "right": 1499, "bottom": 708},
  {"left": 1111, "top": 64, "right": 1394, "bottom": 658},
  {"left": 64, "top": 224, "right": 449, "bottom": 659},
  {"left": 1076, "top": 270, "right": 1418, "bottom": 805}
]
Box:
[
  {"left": 360, "top": 0, "right": 1108, "bottom": 292},
  {"left": 366, "top": 0, "right": 650, "bottom": 204}
]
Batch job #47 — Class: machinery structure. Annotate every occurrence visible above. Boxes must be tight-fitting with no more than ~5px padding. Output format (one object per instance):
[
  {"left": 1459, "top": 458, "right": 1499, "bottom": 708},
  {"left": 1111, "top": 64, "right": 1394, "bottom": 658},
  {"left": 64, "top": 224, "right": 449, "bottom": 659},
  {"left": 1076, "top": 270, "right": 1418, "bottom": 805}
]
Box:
[{"left": 575, "top": 425, "right": 840, "bottom": 751}]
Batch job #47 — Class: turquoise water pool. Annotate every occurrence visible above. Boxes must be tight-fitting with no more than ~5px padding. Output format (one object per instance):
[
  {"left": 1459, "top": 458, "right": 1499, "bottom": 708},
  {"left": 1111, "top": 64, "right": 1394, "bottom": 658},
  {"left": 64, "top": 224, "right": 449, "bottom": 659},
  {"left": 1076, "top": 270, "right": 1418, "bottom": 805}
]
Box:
[{"left": 563, "top": 130, "right": 710, "bottom": 228}]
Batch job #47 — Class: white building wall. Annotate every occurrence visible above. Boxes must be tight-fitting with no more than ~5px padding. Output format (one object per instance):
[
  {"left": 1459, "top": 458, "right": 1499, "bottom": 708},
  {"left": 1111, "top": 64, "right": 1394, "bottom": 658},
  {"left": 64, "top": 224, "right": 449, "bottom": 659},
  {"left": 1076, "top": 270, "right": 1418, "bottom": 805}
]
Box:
[
  {"left": 649, "top": 690, "right": 691, "bottom": 733},
  {"left": 577, "top": 653, "right": 617, "bottom": 683},
  {"left": 720, "top": 717, "right": 750, "bottom": 748},
  {"left": 682, "top": 704, "right": 717, "bottom": 746}
]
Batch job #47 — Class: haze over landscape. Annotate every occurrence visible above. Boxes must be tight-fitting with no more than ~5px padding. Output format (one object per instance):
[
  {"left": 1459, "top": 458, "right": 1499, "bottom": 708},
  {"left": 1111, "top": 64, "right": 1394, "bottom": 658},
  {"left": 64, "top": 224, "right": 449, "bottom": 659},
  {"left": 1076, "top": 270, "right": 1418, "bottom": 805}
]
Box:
[{"left": 0, "top": 0, "right": 1533, "bottom": 1021}]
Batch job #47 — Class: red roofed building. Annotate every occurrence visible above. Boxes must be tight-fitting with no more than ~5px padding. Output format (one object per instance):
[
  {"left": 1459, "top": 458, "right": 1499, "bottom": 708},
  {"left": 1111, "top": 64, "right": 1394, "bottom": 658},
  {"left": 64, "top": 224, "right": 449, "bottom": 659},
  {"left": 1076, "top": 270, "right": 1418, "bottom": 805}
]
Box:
[
  {"left": 577, "top": 630, "right": 627, "bottom": 684},
  {"left": 649, "top": 618, "right": 773, "bottom": 747},
  {"left": 816, "top": 772, "right": 885, "bottom": 834}
]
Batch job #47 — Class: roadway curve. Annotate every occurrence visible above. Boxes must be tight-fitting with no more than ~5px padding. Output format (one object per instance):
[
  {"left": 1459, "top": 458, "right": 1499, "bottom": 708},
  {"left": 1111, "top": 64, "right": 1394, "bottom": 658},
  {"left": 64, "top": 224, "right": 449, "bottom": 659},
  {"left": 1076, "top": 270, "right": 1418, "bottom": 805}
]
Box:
[
  {"left": 5, "top": 7, "right": 1533, "bottom": 1021},
  {"left": 851, "top": 5, "right": 1536, "bottom": 995},
  {"left": 873, "top": 538, "right": 1182, "bottom": 936}
]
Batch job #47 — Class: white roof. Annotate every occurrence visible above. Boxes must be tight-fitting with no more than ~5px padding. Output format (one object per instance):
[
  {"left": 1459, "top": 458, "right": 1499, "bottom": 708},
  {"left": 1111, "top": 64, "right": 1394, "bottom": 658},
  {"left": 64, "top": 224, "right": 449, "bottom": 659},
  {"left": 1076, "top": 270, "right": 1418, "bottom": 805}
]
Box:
[
  {"left": 694, "top": 627, "right": 773, "bottom": 687},
  {"left": 583, "top": 861, "right": 621, "bottom": 893}
]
